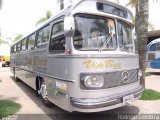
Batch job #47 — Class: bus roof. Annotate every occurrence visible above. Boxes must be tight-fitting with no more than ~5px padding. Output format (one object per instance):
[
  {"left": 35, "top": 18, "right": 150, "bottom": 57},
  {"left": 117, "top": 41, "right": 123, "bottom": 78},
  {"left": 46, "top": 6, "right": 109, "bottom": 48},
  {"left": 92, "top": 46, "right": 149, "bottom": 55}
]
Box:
[{"left": 148, "top": 38, "right": 160, "bottom": 45}]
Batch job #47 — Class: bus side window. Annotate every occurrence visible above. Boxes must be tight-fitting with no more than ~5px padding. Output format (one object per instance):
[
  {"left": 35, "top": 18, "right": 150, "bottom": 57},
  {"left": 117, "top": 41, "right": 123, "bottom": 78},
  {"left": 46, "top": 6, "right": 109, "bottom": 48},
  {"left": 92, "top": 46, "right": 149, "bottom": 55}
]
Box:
[
  {"left": 11, "top": 46, "right": 14, "bottom": 54},
  {"left": 28, "top": 33, "right": 36, "bottom": 50},
  {"left": 150, "top": 44, "right": 156, "bottom": 51},
  {"left": 17, "top": 42, "right": 21, "bottom": 52},
  {"left": 49, "top": 21, "right": 65, "bottom": 53},
  {"left": 42, "top": 27, "right": 50, "bottom": 46},
  {"left": 16, "top": 43, "right": 20, "bottom": 52},
  {"left": 14, "top": 44, "right": 17, "bottom": 53},
  {"left": 52, "top": 22, "right": 64, "bottom": 36},
  {"left": 21, "top": 38, "right": 27, "bottom": 51},
  {"left": 16, "top": 43, "right": 18, "bottom": 52},
  {"left": 36, "top": 26, "right": 50, "bottom": 48},
  {"left": 36, "top": 31, "right": 43, "bottom": 48},
  {"left": 49, "top": 35, "right": 65, "bottom": 53}
]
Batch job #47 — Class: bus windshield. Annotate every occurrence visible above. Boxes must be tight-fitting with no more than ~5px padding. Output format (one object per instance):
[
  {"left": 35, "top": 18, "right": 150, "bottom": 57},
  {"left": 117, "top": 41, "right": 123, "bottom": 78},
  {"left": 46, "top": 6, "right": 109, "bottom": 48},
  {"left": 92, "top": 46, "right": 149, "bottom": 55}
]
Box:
[
  {"left": 73, "top": 14, "right": 117, "bottom": 51},
  {"left": 117, "top": 21, "right": 133, "bottom": 52}
]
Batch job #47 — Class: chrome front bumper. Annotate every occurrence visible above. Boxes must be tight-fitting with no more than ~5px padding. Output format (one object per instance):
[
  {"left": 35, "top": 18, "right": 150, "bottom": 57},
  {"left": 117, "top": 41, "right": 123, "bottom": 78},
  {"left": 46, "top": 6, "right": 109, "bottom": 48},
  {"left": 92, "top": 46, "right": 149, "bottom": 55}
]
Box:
[{"left": 70, "top": 86, "right": 144, "bottom": 110}]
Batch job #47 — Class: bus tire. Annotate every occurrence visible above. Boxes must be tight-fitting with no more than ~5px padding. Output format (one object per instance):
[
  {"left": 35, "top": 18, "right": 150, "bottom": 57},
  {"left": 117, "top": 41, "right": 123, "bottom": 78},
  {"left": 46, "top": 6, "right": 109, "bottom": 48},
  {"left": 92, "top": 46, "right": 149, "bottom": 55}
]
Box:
[
  {"left": 36, "top": 78, "right": 40, "bottom": 97},
  {"left": 39, "top": 78, "right": 52, "bottom": 107}
]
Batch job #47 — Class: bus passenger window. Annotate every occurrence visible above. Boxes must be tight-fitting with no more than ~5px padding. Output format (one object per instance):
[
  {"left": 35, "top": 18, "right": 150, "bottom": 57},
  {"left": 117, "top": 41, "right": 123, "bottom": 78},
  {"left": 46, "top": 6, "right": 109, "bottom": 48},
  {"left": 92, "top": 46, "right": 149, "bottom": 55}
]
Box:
[
  {"left": 37, "top": 31, "right": 43, "bottom": 48},
  {"left": 42, "top": 27, "right": 50, "bottom": 45},
  {"left": 14, "top": 45, "right": 17, "bottom": 53},
  {"left": 17, "top": 42, "right": 21, "bottom": 52},
  {"left": 28, "top": 34, "right": 35, "bottom": 50},
  {"left": 21, "top": 38, "right": 27, "bottom": 51},
  {"left": 11, "top": 46, "right": 14, "bottom": 54},
  {"left": 49, "top": 36, "right": 65, "bottom": 53},
  {"left": 36, "top": 26, "right": 50, "bottom": 48},
  {"left": 52, "top": 22, "right": 64, "bottom": 36}
]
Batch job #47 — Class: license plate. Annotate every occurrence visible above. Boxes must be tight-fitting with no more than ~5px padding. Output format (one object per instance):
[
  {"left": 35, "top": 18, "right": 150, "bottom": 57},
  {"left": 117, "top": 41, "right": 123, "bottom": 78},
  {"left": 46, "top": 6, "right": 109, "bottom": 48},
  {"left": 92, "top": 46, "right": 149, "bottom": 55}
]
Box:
[{"left": 123, "top": 94, "right": 134, "bottom": 104}]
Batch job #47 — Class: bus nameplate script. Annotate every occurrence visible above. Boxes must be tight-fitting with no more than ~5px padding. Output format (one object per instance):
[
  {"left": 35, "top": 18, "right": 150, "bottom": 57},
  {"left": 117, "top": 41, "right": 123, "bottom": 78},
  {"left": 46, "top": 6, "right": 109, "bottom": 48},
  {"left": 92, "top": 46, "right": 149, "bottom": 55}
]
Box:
[{"left": 83, "top": 60, "right": 121, "bottom": 69}]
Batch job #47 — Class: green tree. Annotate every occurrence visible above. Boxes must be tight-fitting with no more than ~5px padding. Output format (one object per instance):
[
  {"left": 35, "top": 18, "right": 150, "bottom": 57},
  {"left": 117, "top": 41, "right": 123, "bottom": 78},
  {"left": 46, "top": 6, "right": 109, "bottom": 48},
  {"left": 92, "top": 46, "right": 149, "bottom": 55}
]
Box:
[
  {"left": 13, "top": 34, "right": 23, "bottom": 43},
  {"left": 127, "top": 0, "right": 149, "bottom": 87},
  {"left": 0, "top": 38, "right": 9, "bottom": 45},
  {"left": 36, "top": 10, "right": 52, "bottom": 26},
  {"left": 126, "top": 5, "right": 154, "bottom": 31},
  {"left": 126, "top": 0, "right": 138, "bottom": 8}
]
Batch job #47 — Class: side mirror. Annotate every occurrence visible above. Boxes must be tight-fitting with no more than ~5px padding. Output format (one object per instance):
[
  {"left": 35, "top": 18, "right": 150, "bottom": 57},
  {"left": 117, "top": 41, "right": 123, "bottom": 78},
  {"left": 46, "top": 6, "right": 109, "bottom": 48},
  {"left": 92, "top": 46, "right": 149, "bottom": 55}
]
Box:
[{"left": 64, "top": 16, "right": 75, "bottom": 37}]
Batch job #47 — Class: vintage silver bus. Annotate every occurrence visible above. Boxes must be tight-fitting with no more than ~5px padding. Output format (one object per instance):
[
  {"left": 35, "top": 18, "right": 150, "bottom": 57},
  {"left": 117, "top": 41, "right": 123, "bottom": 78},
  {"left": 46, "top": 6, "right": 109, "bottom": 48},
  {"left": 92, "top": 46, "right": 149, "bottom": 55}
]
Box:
[{"left": 10, "top": 0, "right": 143, "bottom": 112}]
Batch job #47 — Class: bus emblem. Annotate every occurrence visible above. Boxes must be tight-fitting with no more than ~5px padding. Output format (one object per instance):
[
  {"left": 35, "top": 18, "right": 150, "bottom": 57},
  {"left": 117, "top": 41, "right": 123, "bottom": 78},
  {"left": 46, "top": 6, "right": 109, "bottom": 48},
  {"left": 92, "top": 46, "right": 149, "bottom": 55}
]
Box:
[{"left": 122, "top": 71, "right": 129, "bottom": 83}]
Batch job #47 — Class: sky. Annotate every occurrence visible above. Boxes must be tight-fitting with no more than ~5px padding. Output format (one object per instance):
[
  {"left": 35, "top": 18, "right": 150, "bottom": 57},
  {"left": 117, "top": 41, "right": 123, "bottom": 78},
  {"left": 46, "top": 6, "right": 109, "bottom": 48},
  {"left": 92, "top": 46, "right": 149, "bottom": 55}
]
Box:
[{"left": 0, "top": 0, "right": 160, "bottom": 55}]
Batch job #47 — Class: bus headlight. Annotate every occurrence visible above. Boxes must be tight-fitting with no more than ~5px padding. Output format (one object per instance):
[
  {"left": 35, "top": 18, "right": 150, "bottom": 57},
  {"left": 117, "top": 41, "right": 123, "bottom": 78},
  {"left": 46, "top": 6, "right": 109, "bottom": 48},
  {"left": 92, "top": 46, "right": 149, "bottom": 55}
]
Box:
[{"left": 83, "top": 75, "right": 104, "bottom": 88}]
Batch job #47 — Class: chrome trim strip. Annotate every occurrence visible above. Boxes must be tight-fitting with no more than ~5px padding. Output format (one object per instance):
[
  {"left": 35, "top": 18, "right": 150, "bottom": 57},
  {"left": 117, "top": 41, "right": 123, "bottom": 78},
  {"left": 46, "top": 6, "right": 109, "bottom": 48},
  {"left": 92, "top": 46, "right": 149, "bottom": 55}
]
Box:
[{"left": 73, "top": 99, "right": 118, "bottom": 106}]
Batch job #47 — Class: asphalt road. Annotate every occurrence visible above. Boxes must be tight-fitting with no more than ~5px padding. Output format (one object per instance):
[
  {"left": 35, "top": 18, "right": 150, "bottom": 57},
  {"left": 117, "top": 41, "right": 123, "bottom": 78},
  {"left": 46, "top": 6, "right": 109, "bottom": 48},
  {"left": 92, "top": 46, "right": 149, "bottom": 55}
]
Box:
[{"left": 0, "top": 66, "right": 160, "bottom": 120}]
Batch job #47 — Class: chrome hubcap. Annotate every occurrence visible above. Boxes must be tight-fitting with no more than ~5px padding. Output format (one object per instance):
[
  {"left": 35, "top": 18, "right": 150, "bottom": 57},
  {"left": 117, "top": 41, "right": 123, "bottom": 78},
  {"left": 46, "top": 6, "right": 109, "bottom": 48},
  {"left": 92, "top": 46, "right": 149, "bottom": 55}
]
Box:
[{"left": 40, "top": 82, "right": 48, "bottom": 100}]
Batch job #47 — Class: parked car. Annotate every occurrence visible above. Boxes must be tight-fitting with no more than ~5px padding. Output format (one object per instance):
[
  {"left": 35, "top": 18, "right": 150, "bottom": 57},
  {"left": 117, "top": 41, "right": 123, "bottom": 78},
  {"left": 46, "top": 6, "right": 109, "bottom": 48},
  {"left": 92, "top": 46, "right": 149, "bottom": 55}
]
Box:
[{"left": 1, "top": 56, "right": 10, "bottom": 67}]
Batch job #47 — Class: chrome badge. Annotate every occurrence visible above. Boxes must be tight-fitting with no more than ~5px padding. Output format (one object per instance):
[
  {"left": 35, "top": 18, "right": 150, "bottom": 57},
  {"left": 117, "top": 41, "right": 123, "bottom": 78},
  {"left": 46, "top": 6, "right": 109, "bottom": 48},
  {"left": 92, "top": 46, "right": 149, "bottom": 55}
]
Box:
[{"left": 122, "top": 71, "right": 129, "bottom": 83}]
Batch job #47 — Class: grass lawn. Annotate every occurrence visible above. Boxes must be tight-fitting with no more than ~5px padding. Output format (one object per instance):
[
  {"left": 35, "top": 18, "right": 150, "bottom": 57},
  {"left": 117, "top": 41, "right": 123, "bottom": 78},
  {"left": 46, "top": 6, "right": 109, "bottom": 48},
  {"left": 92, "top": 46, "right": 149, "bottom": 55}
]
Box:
[
  {"left": 140, "top": 89, "right": 160, "bottom": 100},
  {"left": 0, "top": 100, "right": 21, "bottom": 119},
  {"left": 145, "top": 72, "right": 151, "bottom": 76}
]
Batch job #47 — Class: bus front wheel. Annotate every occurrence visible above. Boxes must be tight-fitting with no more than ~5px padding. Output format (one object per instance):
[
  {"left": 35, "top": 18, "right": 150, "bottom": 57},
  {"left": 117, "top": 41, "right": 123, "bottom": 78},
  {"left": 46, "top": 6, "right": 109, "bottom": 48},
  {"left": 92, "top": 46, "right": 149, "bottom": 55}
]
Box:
[{"left": 39, "top": 78, "right": 52, "bottom": 107}]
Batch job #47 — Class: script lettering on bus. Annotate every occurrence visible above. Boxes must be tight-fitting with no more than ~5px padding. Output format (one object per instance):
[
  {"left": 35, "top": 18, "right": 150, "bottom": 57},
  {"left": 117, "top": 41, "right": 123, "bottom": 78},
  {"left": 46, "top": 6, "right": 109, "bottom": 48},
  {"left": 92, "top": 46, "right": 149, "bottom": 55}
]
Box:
[
  {"left": 33, "top": 56, "right": 47, "bottom": 67},
  {"left": 26, "top": 56, "right": 47, "bottom": 68},
  {"left": 83, "top": 60, "right": 121, "bottom": 69}
]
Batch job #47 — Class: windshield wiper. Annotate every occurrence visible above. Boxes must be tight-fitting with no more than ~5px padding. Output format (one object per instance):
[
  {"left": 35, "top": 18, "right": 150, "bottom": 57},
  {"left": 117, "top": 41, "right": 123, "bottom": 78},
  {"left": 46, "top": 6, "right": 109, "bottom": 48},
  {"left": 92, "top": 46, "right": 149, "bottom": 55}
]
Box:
[{"left": 99, "top": 33, "right": 113, "bottom": 52}]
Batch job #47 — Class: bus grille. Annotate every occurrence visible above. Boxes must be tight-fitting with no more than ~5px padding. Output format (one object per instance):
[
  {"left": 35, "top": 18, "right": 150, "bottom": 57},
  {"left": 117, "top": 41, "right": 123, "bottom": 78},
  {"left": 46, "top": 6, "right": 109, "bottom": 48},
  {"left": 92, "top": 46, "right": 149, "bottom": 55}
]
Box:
[{"left": 103, "top": 69, "right": 138, "bottom": 89}]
